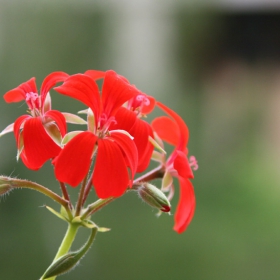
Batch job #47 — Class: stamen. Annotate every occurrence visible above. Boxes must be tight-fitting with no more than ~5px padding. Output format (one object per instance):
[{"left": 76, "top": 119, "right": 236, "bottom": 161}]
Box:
[
  {"left": 25, "top": 92, "right": 38, "bottom": 102},
  {"left": 136, "top": 95, "right": 150, "bottom": 106},
  {"left": 189, "top": 156, "right": 198, "bottom": 171},
  {"left": 98, "top": 114, "right": 116, "bottom": 136}
]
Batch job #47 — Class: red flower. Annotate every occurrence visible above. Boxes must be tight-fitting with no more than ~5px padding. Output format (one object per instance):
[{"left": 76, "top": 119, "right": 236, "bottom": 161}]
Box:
[
  {"left": 53, "top": 70, "right": 139, "bottom": 198},
  {"left": 151, "top": 102, "right": 197, "bottom": 233},
  {"left": 2, "top": 72, "right": 69, "bottom": 170}
]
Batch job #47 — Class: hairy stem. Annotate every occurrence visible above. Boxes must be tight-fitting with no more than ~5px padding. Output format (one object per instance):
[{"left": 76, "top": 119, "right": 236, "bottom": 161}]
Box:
[
  {"left": 75, "top": 176, "right": 87, "bottom": 216},
  {"left": 59, "top": 182, "right": 72, "bottom": 208},
  {"left": 2, "top": 177, "right": 72, "bottom": 218},
  {"left": 82, "top": 172, "right": 93, "bottom": 205}
]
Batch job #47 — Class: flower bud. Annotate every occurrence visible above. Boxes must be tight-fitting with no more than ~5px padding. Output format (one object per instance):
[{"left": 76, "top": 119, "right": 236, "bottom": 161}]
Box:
[
  {"left": 43, "top": 227, "right": 98, "bottom": 279},
  {"left": 42, "top": 252, "right": 79, "bottom": 279},
  {"left": 138, "top": 183, "right": 171, "bottom": 213}
]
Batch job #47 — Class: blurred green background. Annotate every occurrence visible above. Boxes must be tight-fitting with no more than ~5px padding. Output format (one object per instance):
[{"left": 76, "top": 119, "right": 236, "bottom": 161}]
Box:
[{"left": 1, "top": 1, "right": 280, "bottom": 279}]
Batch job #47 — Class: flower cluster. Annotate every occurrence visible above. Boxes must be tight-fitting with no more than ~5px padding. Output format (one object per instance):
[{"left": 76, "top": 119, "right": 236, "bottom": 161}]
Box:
[{"left": 1, "top": 69, "right": 197, "bottom": 233}]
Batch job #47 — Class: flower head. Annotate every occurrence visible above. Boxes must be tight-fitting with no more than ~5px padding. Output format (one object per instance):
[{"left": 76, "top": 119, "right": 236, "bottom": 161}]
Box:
[
  {"left": 1, "top": 72, "right": 69, "bottom": 169},
  {"left": 53, "top": 70, "right": 141, "bottom": 198},
  {"left": 151, "top": 102, "right": 197, "bottom": 233}
]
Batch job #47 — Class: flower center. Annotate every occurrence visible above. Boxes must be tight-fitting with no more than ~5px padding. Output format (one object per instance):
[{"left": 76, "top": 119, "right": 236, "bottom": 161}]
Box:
[
  {"left": 128, "top": 94, "right": 150, "bottom": 116},
  {"left": 98, "top": 113, "right": 116, "bottom": 137},
  {"left": 25, "top": 92, "right": 41, "bottom": 117},
  {"left": 25, "top": 92, "right": 38, "bottom": 102}
]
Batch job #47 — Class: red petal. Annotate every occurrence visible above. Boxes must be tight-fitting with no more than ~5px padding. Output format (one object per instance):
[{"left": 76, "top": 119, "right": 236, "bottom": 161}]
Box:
[
  {"left": 130, "top": 119, "right": 154, "bottom": 172},
  {"left": 54, "top": 74, "right": 100, "bottom": 123},
  {"left": 173, "top": 178, "right": 195, "bottom": 233},
  {"left": 4, "top": 88, "right": 25, "bottom": 103},
  {"left": 84, "top": 70, "right": 105, "bottom": 80},
  {"left": 45, "top": 110, "right": 67, "bottom": 137},
  {"left": 113, "top": 108, "right": 153, "bottom": 172},
  {"left": 173, "top": 150, "right": 194, "bottom": 179},
  {"left": 19, "top": 150, "right": 38, "bottom": 170},
  {"left": 151, "top": 116, "right": 180, "bottom": 146},
  {"left": 156, "top": 102, "right": 189, "bottom": 150},
  {"left": 102, "top": 70, "right": 138, "bottom": 117},
  {"left": 54, "top": 132, "right": 97, "bottom": 187},
  {"left": 112, "top": 107, "right": 137, "bottom": 131},
  {"left": 4, "top": 77, "right": 37, "bottom": 103},
  {"left": 109, "top": 131, "right": 138, "bottom": 182},
  {"left": 40, "top": 72, "right": 69, "bottom": 104},
  {"left": 93, "top": 138, "right": 129, "bottom": 198},
  {"left": 23, "top": 117, "right": 61, "bottom": 169},
  {"left": 13, "top": 115, "right": 31, "bottom": 146}
]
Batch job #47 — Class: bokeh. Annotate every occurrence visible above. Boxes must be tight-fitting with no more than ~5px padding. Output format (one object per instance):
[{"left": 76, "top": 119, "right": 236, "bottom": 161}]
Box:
[{"left": 1, "top": 1, "right": 280, "bottom": 279}]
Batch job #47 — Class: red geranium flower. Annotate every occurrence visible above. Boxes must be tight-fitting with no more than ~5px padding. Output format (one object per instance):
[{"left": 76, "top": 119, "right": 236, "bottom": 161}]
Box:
[
  {"left": 1, "top": 72, "right": 69, "bottom": 170},
  {"left": 151, "top": 102, "right": 198, "bottom": 233},
  {"left": 53, "top": 70, "right": 140, "bottom": 199}
]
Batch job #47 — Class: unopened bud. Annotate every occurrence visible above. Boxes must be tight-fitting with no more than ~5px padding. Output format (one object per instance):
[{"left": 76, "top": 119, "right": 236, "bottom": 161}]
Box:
[
  {"left": 42, "top": 227, "right": 98, "bottom": 279},
  {"left": 42, "top": 251, "right": 79, "bottom": 279},
  {"left": 138, "top": 183, "right": 171, "bottom": 213}
]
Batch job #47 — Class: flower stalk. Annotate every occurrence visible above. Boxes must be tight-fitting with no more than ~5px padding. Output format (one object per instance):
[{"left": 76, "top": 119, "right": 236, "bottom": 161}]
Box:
[{"left": 0, "top": 176, "right": 72, "bottom": 218}]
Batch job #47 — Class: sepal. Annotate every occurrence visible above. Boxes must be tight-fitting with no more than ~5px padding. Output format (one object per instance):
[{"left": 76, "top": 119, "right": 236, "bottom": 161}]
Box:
[
  {"left": 44, "top": 122, "right": 62, "bottom": 146},
  {"left": 46, "top": 205, "right": 69, "bottom": 222},
  {"left": 162, "top": 171, "right": 173, "bottom": 191},
  {"left": 0, "top": 123, "right": 14, "bottom": 137},
  {"left": 43, "top": 92, "right": 52, "bottom": 113},
  {"left": 62, "top": 131, "right": 84, "bottom": 145},
  {"left": 149, "top": 135, "right": 166, "bottom": 154},
  {"left": 16, "top": 131, "right": 24, "bottom": 161},
  {"left": 151, "top": 150, "right": 164, "bottom": 163},
  {"left": 62, "top": 112, "right": 87, "bottom": 125}
]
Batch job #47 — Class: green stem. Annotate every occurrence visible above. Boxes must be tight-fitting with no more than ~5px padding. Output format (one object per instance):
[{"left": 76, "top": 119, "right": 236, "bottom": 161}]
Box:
[
  {"left": 54, "top": 223, "right": 80, "bottom": 260},
  {"left": 133, "top": 165, "right": 164, "bottom": 184},
  {"left": 42, "top": 223, "right": 80, "bottom": 280},
  {"left": 75, "top": 226, "right": 98, "bottom": 259},
  {"left": 81, "top": 197, "right": 114, "bottom": 220},
  {"left": 3, "top": 176, "right": 70, "bottom": 211}
]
